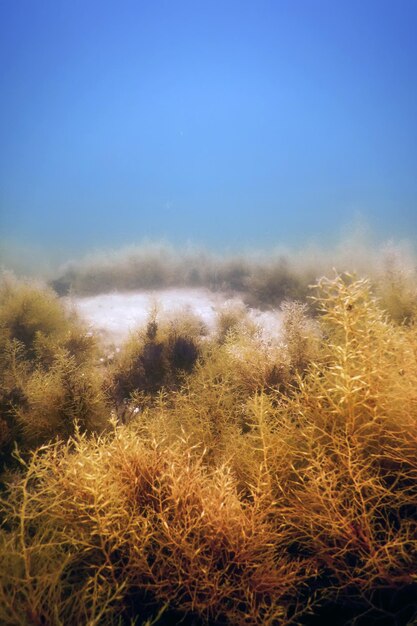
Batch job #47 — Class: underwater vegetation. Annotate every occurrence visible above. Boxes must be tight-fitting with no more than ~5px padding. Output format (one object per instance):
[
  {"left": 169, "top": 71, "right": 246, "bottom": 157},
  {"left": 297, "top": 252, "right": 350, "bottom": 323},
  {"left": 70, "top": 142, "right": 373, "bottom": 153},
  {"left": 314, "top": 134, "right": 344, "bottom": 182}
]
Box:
[
  {"left": 0, "top": 264, "right": 417, "bottom": 625},
  {"left": 0, "top": 273, "right": 109, "bottom": 472},
  {"left": 46, "top": 239, "right": 417, "bottom": 321}
]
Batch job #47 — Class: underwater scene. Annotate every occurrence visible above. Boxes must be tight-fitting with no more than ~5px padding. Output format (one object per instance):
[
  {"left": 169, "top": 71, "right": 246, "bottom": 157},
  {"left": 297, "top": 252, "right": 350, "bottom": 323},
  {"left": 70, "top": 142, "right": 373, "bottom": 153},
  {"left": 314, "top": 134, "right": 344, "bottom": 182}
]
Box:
[{"left": 1, "top": 2, "right": 417, "bottom": 624}]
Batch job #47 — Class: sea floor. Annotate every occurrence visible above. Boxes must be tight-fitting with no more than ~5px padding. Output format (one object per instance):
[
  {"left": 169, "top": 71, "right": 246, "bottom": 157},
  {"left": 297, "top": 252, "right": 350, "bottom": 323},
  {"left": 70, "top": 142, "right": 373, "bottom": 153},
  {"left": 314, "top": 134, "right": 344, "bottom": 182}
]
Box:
[{"left": 66, "top": 288, "right": 283, "bottom": 347}]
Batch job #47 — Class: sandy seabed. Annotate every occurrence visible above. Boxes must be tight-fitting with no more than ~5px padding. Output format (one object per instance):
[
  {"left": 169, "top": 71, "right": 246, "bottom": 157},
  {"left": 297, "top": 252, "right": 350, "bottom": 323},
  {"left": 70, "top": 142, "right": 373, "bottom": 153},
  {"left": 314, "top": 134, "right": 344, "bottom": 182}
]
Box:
[{"left": 67, "top": 288, "right": 283, "bottom": 347}]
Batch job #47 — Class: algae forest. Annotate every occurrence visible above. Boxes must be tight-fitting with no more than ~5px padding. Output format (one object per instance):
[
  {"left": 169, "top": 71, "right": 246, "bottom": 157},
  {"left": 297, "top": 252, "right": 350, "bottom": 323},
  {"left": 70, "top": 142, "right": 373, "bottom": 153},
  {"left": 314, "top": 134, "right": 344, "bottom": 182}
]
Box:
[
  {"left": 1, "top": 1, "right": 417, "bottom": 623},
  {"left": 1, "top": 242, "right": 417, "bottom": 625}
]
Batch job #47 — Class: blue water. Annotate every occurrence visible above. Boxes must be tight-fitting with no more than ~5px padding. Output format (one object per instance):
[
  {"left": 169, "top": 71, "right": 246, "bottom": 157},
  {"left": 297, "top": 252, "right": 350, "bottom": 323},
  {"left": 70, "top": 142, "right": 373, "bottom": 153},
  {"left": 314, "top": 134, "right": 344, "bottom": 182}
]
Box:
[{"left": 1, "top": 0, "right": 416, "bottom": 263}]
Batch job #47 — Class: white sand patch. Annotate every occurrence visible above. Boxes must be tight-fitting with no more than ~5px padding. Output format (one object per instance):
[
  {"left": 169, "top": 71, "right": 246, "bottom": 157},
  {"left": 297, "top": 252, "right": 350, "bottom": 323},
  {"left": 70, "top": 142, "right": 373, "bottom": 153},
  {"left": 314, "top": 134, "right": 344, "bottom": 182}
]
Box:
[{"left": 65, "top": 288, "right": 283, "bottom": 347}]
